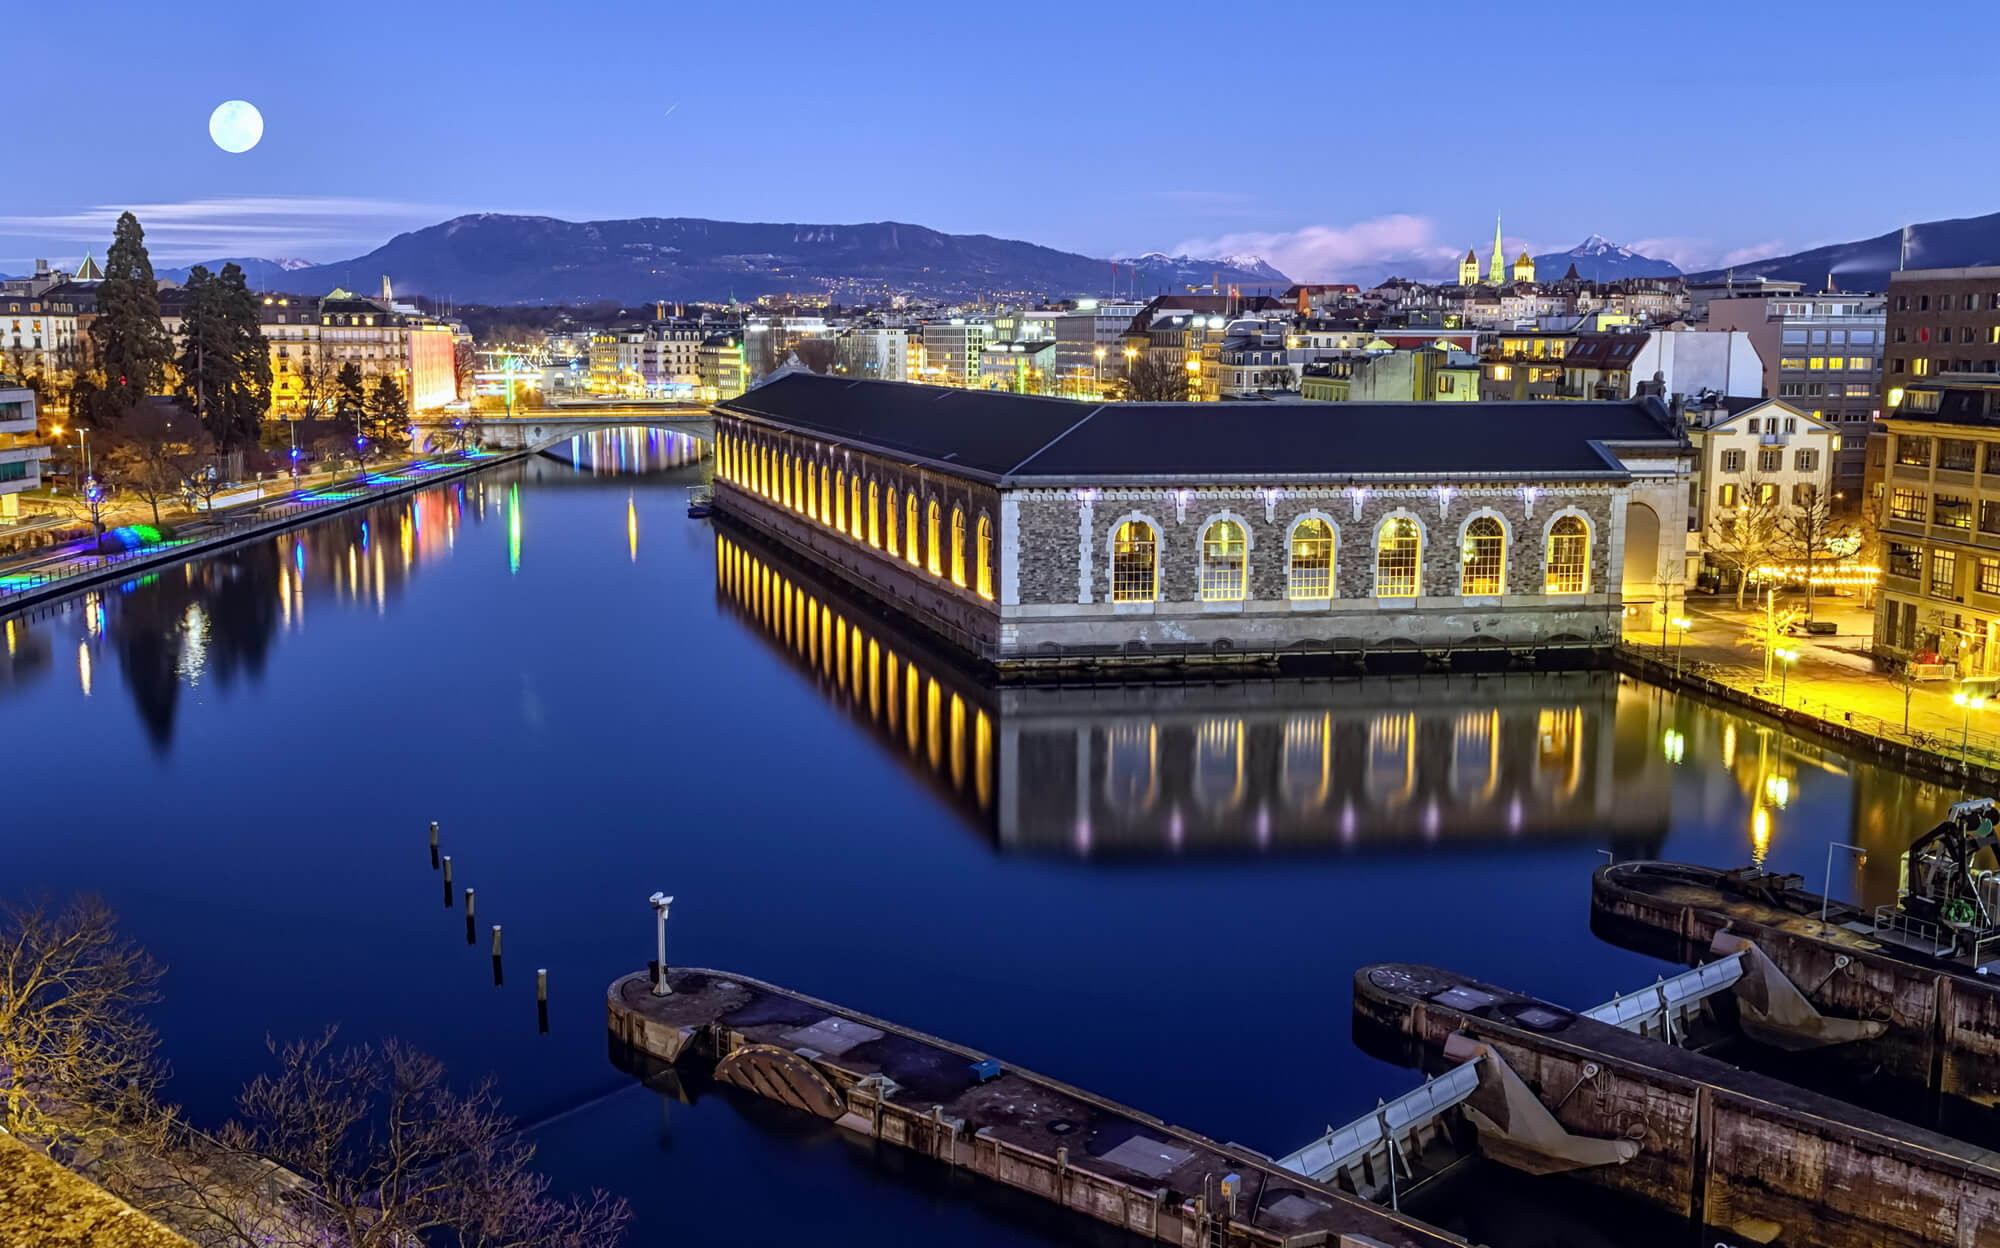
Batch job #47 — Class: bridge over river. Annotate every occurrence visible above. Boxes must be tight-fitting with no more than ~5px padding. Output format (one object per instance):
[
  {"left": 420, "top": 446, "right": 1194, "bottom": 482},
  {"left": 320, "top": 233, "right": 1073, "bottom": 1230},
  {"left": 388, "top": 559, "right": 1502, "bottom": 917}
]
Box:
[{"left": 428, "top": 403, "right": 713, "bottom": 452}]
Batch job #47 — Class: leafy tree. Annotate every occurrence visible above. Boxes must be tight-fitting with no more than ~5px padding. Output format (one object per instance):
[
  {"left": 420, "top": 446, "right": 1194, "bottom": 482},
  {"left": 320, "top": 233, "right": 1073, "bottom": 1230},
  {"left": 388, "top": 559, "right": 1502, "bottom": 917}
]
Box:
[
  {"left": 366, "top": 375, "right": 409, "bottom": 448},
  {"left": 333, "top": 362, "right": 368, "bottom": 455},
  {"left": 88, "top": 212, "right": 173, "bottom": 420},
  {"left": 1741, "top": 589, "right": 1804, "bottom": 687},
  {"left": 175, "top": 263, "right": 272, "bottom": 450},
  {"left": 0, "top": 895, "right": 165, "bottom": 1151}
]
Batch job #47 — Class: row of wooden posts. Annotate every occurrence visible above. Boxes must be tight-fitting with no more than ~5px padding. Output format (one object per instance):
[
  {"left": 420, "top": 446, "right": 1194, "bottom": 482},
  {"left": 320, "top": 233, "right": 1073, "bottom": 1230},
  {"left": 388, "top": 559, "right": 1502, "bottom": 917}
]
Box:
[{"left": 432, "top": 820, "right": 549, "bottom": 1032}]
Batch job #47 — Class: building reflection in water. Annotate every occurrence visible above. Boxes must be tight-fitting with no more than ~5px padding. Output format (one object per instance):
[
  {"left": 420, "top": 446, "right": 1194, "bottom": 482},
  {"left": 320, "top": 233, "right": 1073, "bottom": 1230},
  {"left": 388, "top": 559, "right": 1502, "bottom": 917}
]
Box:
[{"left": 715, "top": 526, "right": 1672, "bottom": 859}]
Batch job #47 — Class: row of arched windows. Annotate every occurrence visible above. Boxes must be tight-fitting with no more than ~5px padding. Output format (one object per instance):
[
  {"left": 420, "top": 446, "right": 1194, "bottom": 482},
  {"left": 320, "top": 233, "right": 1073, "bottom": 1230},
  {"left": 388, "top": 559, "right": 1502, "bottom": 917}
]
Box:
[
  {"left": 716, "top": 429, "right": 995, "bottom": 601},
  {"left": 1108, "top": 512, "right": 1592, "bottom": 603}
]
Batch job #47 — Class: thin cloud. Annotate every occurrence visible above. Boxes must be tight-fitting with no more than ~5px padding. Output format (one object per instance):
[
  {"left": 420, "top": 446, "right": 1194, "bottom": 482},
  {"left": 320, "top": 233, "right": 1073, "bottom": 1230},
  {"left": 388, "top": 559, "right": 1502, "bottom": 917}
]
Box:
[
  {"left": 1626, "top": 236, "right": 1799, "bottom": 272},
  {"left": 1173, "top": 215, "right": 1463, "bottom": 282},
  {"left": 0, "top": 196, "right": 464, "bottom": 263}
]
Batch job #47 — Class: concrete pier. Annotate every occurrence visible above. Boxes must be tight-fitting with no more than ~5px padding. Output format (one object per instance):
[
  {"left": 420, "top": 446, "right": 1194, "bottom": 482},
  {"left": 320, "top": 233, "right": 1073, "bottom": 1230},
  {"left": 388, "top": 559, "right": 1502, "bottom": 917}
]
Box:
[
  {"left": 1591, "top": 860, "right": 2000, "bottom": 1112},
  {"left": 1354, "top": 962, "right": 2000, "bottom": 1248},
  {"left": 607, "top": 967, "right": 1470, "bottom": 1248}
]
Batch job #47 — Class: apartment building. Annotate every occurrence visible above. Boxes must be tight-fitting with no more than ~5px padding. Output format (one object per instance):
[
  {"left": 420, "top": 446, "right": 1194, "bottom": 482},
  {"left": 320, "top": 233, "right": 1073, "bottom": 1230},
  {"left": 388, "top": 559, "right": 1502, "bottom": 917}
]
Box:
[
  {"left": 0, "top": 381, "right": 49, "bottom": 520},
  {"left": 1871, "top": 266, "right": 2000, "bottom": 672},
  {"left": 920, "top": 319, "right": 991, "bottom": 385},
  {"left": 1683, "top": 396, "right": 1836, "bottom": 553},
  {"left": 1707, "top": 294, "right": 1884, "bottom": 494}
]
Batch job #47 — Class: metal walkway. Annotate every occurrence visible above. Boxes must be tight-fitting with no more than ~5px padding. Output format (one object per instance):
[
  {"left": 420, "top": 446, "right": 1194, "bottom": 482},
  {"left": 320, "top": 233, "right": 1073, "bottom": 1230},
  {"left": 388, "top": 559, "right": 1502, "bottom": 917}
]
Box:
[{"left": 1279, "top": 951, "right": 1747, "bottom": 1194}]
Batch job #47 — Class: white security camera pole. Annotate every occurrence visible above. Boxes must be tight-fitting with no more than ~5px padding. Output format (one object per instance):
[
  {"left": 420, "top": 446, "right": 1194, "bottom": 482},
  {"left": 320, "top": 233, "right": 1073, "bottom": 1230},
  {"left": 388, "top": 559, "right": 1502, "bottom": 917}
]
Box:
[{"left": 648, "top": 892, "right": 675, "bottom": 996}]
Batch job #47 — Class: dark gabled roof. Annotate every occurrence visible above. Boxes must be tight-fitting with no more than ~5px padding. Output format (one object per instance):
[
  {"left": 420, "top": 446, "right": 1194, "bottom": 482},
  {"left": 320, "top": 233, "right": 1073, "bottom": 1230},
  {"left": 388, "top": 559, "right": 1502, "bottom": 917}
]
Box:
[
  {"left": 718, "top": 375, "right": 1681, "bottom": 484},
  {"left": 1563, "top": 332, "right": 1650, "bottom": 368}
]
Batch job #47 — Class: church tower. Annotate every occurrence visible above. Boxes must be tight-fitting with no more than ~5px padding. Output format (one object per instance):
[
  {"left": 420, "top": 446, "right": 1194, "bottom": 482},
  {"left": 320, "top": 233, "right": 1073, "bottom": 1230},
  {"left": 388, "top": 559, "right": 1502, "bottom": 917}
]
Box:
[
  {"left": 1486, "top": 214, "right": 1504, "bottom": 284},
  {"left": 1512, "top": 251, "right": 1535, "bottom": 282},
  {"left": 1459, "top": 248, "right": 1479, "bottom": 286}
]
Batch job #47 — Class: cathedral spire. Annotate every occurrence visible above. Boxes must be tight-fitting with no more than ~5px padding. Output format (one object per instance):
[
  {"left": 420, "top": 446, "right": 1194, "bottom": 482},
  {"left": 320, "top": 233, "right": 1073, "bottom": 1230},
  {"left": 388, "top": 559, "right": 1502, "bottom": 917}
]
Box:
[{"left": 1487, "top": 214, "right": 1504, "bottom": 284}]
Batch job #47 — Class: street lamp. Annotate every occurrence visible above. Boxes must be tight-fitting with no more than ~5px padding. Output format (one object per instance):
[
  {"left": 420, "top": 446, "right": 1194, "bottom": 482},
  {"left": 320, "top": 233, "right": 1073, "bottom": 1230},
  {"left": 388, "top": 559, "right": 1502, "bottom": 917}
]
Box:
[
  {"left": 1774, "top": 647, "right": 1799, "bottom": 705},
  {"left": 1822, "top": 841, "right": 1867, "bottom": 924},
  {"left": 1953, "top": 690, "right": 1987, "bottom": 763},
  {"left": 1670, "top": 616, "right": 1692, "bottom": 677},
  {"left": 647, "top": 892, "right": 675, "bottom": 996}
]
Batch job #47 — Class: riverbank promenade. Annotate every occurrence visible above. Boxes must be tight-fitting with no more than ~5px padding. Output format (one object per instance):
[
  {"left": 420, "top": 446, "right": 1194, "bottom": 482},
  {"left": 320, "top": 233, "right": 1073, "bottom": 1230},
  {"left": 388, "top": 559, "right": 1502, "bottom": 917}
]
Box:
[
  {"left": 0, "top": 449, "right": 515, "bottom": 613},
  {"left": 1621, "top": 592, "right": 2000, "bottom": 776}
]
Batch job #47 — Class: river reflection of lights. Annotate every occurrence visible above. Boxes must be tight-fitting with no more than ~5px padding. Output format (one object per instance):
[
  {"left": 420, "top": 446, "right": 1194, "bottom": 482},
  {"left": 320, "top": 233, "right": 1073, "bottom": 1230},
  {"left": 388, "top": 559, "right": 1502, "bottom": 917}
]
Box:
[
  {"left": 553, "top": 427, "right": 707, "bottom": 476},
  {"left": 1763, "top": 774, "right": 1791, "bottom": 808},
  {"left": 628, "top": 496, "right": 638, "bottom": 563},
  {"left": 177, "top": 604, "right": 209, "bottom": 685},
  {"left": 508, "top": 483, "right": 521, "bottom": 575},
  {"left": 77, "top": 641, "right": 91, "bottom": 696},
  {"left": 1751, "top": 805, "right": 1772, "bottom": 864},
  {"left": 1662, "top": 729, "right": 1686, "bottom": 764}
]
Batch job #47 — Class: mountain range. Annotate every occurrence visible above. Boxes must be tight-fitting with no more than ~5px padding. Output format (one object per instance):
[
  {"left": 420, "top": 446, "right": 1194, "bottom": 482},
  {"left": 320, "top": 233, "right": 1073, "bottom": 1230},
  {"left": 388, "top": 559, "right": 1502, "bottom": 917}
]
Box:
[
  {"left": 1528, "top": 235, "right": 1682, "bottom": 282},
  {"left": 185, "top": 215, "right": 1292, "bottom": 305},
  {"left": 1688, "top": 210, "right": 2000, "bottom": 291}
]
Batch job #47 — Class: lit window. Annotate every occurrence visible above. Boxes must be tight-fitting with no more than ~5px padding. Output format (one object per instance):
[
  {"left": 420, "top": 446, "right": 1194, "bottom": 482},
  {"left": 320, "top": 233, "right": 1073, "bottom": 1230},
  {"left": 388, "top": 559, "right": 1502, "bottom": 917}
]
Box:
[
  {"left": 1200, "top": 519, "right": 1247, "bottom": 600},
  {"left": 1932, "top": 549, "right": 1959, "bottom": 599},
  {"left": 950, "top": 507, "right": 967, "bottom": 586},
  {"left": 1112, "top": 520, "right": 1157, "bottom": 602},
  {"left": 927, "top": 500, "right": 942, "bottom": 576},
  {"left": 1848, "top": 357, "right": 1870, "bottom": 370},
  {"left": 868, "top": 481, "right": 880, "bottom": 546},
  {"left": 1375, "top": 517, "right": 1420, "bottom": 598},
  {"left": 1718, "top": 483, "right": 1738, "bottom": 508},
  {"left": 1825, "top": 356, "right": 1844, "bottom": 370},
  {"left": 886, "top": 487, "right": 900, "bottom": 555},
  {"left": 905, "top": 494, "right": 919, "bottom": 566},
  {"left": 1288, "top": 518, "right": 1334, "bottom": 599},
  {"left": 806, "top": 463, "right": 818, "bottom": 517},
  {"left": 1544, "top": 516, "right": 1589, "bottom": 594},
  {"left": 1461, "top": 516, "right": 1505, "bottom": 596},
  {"left": 835, "top": 471, "right": 847, "bottom": 531},
  {"left": 1890, "top": 488, "right": 1926, "bottom": 521},
  {"left": 851, "top": 476, "right": 863, "bottom": 539},
  {"left": 820, "top": 466, "right": 831, "bottom": 525},
  {"left": 976, "top": 515, "right": 993, "bottom": 599},
  {"left": 1980, "top": 557, "right": 2000, "bottom": 596}
]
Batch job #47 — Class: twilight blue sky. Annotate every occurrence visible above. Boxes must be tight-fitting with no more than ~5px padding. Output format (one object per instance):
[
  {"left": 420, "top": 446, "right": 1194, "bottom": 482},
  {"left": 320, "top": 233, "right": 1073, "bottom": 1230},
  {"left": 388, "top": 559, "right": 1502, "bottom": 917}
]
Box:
[{"left": 6, "top": 0, "right": 1997, "bottom": 280}]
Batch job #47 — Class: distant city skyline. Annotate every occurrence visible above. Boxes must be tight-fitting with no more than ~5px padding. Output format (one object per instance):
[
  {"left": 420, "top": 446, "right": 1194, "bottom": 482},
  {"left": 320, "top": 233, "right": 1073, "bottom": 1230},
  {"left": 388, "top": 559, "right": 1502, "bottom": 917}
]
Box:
[{"left": 10, "top": 1, "right": 2000, "bottom": 280}]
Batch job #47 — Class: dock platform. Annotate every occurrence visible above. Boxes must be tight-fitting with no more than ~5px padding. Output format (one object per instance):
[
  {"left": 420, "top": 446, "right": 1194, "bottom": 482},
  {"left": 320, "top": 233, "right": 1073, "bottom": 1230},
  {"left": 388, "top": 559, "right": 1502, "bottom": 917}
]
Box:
[
  {"left": 1355, "top": 961, "right": 2000, "bottom": 1248},
  {"left": 1591, "top": 859, "right": 2000, "bottom": 1111},
  {"left": 607, "top": 968, "right": 1471, "bottom": 1248}
]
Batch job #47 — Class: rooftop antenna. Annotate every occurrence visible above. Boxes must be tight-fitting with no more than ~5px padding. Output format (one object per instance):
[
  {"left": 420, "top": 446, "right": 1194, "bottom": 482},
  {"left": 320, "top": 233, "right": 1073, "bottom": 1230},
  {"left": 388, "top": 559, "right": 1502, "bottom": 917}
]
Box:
[{"left": 1899, "top": 224, "right": 1911, "bottom": 271}]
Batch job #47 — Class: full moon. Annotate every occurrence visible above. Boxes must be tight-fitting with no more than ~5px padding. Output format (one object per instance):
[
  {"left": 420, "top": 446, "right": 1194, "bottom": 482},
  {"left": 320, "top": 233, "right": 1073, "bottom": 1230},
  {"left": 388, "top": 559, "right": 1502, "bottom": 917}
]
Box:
[{"left": 208, "top": 100, "right": 263, "bottom": 154}]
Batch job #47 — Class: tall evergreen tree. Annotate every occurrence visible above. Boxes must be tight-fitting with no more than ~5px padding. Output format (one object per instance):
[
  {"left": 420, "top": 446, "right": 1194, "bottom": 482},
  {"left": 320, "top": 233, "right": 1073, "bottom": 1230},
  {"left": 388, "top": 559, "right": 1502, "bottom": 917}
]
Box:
[
  {"left": 89, "top": 212, "right": 172, "bottom": 420},
  {"left": 335, "top": 363, "right": 366, "bottom": 426},
  {"left": 174, "top": 263, "right": 272, "bottom": 449}
]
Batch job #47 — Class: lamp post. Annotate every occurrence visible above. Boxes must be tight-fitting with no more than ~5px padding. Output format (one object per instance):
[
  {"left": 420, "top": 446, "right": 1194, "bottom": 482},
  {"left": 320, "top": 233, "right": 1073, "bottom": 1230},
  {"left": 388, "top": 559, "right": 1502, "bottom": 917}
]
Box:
[
  {"left": 647, "top": 892, "right": 675, "bottom": 996},
  {"left": 1822, "top": 841, "right": 1867, "bottom": 924},
  {"left": 1093, "top": 345, "right": 1105, "bottom": 397},
  {"left": 1670, "top": 616, "right": 1691, "bottom": 677},
  {"left": 1775, "top": 647, "right": 1799, "bottom": 705},
  {"left": 1953, "top": 690, "right": 1987, "bottom": 763}
]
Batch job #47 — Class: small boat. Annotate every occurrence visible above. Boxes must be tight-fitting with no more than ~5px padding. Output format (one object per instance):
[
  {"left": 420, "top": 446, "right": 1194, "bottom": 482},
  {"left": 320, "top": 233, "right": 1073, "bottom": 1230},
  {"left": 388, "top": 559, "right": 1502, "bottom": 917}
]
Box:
[{"left": 686, "top": 485, "right": 715, "bottom": 519}]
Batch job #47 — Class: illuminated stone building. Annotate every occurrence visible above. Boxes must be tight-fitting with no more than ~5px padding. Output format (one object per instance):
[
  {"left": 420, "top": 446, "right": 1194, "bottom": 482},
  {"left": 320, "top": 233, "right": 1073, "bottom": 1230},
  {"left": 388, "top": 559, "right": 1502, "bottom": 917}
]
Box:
[
  {"left": 711, "top": 374, "right": 1690, "bottom": 669},
  {"left": 0, "top": 380, "right": 49, "bottom": 519}
]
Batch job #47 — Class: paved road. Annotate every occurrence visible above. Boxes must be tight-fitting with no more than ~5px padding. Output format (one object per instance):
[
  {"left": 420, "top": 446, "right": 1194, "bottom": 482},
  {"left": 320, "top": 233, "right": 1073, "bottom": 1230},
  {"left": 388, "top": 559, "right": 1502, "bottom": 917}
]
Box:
[{"left": 1623, "top": 591, "right": 2000, "bottom": 759}]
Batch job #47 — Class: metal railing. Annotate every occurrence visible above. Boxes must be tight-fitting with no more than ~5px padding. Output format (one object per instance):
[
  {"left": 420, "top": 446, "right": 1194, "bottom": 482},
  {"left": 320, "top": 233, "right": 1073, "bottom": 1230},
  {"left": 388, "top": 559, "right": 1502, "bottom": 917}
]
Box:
[
  {"left": 1623, "top": 640, "right": 2000, "bottom": 771},
  {"left": 0, "top": 453, "right": 490, "bottom": 603}
]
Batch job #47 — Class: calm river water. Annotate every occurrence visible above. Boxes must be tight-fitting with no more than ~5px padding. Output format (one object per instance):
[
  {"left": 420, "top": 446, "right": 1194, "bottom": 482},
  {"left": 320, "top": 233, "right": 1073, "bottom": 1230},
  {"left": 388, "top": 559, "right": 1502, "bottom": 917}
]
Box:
[{"left": 0, "top": 430, "right": 1965, "bottom": 1247}]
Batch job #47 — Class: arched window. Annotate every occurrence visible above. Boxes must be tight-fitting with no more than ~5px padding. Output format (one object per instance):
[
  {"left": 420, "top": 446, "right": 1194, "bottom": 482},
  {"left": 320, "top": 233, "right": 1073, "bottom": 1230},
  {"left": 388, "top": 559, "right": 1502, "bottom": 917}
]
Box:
[
  {"left": 905, "top": 493, "right": 920, "bottom": 566},
  {"left": 851, "top": 476, "right": 863, "bottom": 539},
  {"left": 1461, "top": 516, "right": 1505, "bottom": 596},
  {"left": 756, "top": 446, "right": 767, "bottom": 495},
  {"left": 1111, "top": 520, "right": 1157, "bottom": 602},
  {"left": 976, "top": 515, "right": 993, "bottom": 599},
  {"left": 835, "top": 471, "right": 847, "bottom": 532},
  {"left": 926, "top": 499, "right": 943, "bottom": 576},
  {"left": 1545, "top": 515, "right": 1589, "bottom": 593},
  {"left": 820, "top": 466, "right": 831, "bottom": 525},
  {"left": 868, "top": 481, "right": 880, "bottom": 547},
  {"left": 1376, "top": 517, "right": 1421, "bottom": 598},
  {"left": 886, "top": 487, "right": 900, "bottom": 556},
  {"left": 805, "top": 461, "right": 817, "bottom": 518},
  {"left": 1200, "top": 519, "right": 1246, "bottom": 600},
  {"left": 1289, "top": 518, "right": 1334, "bottom": 600},
  {"left": 950, "top": 507, "right": 967, "bottom": 586}
]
